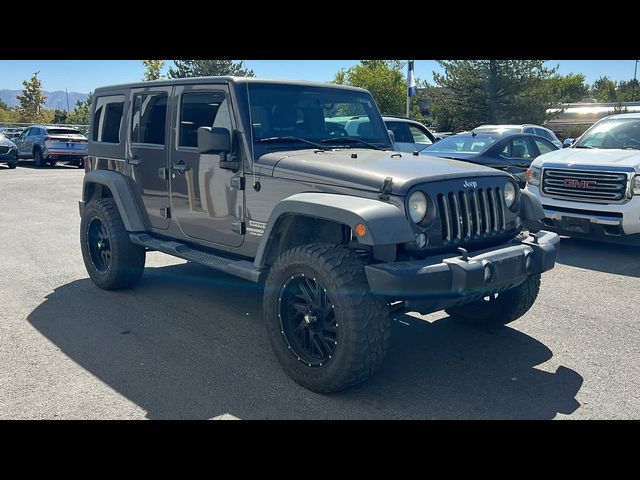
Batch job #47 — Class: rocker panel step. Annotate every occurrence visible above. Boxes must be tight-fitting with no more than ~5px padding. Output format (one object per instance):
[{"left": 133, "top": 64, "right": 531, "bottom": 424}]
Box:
[{"left": 129, "top": 233, "right": 261, "bottom": 283}]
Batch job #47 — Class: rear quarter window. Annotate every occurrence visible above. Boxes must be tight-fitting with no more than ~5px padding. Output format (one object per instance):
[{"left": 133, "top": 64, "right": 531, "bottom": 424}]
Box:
[{"left": 92, "top": 95, "right": 125, "bottom": 143}]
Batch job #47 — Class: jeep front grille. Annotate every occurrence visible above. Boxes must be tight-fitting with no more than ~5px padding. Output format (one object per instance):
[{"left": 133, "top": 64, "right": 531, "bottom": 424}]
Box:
[
  {"left": 437, "top": 188, "right": 505, "bottom": 244},
  {"left": 542, "top": 168, "right": 628, "bottom": 203}
]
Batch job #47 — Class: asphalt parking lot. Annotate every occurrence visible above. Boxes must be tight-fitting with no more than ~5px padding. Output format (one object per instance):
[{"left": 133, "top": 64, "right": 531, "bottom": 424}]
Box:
[{"left": 1, "top": 162, "right": 639, "bottom": 419}]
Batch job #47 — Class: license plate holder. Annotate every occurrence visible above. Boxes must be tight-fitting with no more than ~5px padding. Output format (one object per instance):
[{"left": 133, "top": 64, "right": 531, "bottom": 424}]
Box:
[{"left": 560, "top": 216, "right": 591, "bottom": 234}]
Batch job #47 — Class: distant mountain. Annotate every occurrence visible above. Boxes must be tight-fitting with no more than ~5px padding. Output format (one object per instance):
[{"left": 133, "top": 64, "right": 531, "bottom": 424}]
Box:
[{"left": 0, "top": 90, "right": 89, "bottom": 110}]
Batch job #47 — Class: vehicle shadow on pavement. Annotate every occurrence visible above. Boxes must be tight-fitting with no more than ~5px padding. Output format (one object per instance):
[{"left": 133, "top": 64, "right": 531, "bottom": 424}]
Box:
[
  {"left": 555, "top": 237, "right": 640, "bottom": 277},
  {"left": 28, "top": 262, "right": 583, "bottom": 419}
]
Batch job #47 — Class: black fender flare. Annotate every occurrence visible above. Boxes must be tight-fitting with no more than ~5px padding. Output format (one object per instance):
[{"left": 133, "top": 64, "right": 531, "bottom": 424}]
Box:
[
  {"left": 520, "top": 189, "right": 545, "bottom": 232},
  {"left": 254, "top": 193, "right": 415, "bottom": 268},
  {"left": 82, "top": 170, "right": 146, "bottom": 232}
]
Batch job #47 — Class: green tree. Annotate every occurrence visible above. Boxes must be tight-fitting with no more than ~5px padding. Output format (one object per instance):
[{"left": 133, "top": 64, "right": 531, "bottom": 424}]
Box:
[
  {"left": 591, "top": 76, "right": 618, "bottom": 102},
  {"left": 0, "top": 99, "right": 10, "bottom": 111},
  {"left": 431, "top": 60, "right": 557, "bottom": 130},
  {"left": 16, "top": 72, "right": 48, "bottom": 123},
  {"left": 142, "top": 60, "right": 165, "bottom": 81},
  {"left": 333, "top": 60, "right": 413, "bottom": 116},
  {"left": 543, "top": 73, "right": 590, "bottom": 104},
  {"left": 167, "top": 60, "right": 254, "bottom": 78},
  {"left": 67, "top": 94, "right": 93, "bottom": 126},
  {"left": 53, "top": 108, "right": 69, "bottom": 124},
  {"left": 615, "top": 79, "right": 640, "bottom": 102}
]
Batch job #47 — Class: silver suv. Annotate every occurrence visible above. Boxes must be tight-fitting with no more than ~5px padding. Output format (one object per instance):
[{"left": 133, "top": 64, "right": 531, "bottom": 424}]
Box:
[{"left": 14, "top": 125, "right": 88, "bottom": 168}]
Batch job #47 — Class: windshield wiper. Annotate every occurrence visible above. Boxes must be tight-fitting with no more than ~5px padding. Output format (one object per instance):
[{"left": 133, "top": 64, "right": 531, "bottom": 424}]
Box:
[
  {"left": 573, "top": 145, "right": 594, "bottom": 149},
  {"left": 257, "top": 136, "right": 327, "bottom": 150},
  {"left": 319, "top": 137, "right": 385, "bottom": 151}
]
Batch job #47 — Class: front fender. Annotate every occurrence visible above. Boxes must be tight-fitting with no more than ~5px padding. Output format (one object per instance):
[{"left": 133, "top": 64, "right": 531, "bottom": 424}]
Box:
[
  {"left": 520, "top": 189, "right": 545, "bottom": 232},
  {"left": 254, "top": 193, "right": 415, "bottom": 268}
]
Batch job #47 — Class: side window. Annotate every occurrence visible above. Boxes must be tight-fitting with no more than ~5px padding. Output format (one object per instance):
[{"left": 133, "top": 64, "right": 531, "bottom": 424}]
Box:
[
  {"left": 409, "top": 125, "right": 433, "bottom": 145},
  {"left": 534, "top": 138, "right": 555, "bottom": 155},
  {"left": 523, "top": 127, "right": 535, "bottom": 134},
  {"left": 131, "top": 93, "right": 167, "bottom": 145},
  {"left": 22, "top": 128, "right": 31, "bottom": 137},
  {"left": 505, "top": 138, "right": 534, "bottom": 158},
  {"left": 386, "top": 122, "right": 413, "bottom": 143},
  {"left": 533, "top": 128, "right": 547, "bottom": 138},
  {"left": 92, "top": 95, "right": 124, "bottom": 143},
  {"left": 179, "top": 92, "right": 229, "bottom": 148}
]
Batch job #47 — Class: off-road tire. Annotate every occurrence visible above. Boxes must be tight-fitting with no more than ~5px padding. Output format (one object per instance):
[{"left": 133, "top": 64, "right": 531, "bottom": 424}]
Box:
[
  {"left": 264, "top": 243, "right": 391, "bottom": 393},
  {"left": 445, "top": 274, "right": 541, "bottom": 327},
  {"left": 33, "top": 148, "right": 45, "bottom": 168},
  {"left": 80, "top": 198, "right": 146, "bottom": 290}
]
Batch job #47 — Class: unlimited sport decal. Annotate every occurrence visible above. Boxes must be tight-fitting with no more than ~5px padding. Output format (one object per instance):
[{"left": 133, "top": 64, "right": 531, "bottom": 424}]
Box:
[{"left": 247, "top": 220, "right": 267, "bottom": 237}]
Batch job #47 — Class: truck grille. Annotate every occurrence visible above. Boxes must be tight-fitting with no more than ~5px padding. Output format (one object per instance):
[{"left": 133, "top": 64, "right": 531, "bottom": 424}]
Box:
[
  {"left": 542, "top": 168, "right": 628, "bottom": 203},
  {"left": 437, "top": 188, "right": 506, "bottom": 244}
]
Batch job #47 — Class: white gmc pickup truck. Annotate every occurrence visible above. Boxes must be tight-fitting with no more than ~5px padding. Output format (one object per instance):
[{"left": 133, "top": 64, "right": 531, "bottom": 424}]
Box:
[{"left": 525, "top": 113, "right": 640, "bottom": 245}]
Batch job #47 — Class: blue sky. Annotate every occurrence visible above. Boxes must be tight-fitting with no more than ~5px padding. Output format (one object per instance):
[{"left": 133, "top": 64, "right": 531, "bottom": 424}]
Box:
[{"left": 0, "top": 60, "right": 637, "bottom": 93}]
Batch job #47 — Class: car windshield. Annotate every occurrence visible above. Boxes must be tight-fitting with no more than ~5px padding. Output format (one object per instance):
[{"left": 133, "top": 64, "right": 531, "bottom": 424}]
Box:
[
  {"left": 247, "top": 83, "right": 391, "bottom": 153},
  {"left": 47, "top": 128, "right": 81, "bottom": 135},
  {"left": 574, "top": 118, "right": 640, "bottom": 150},
  {"left": 424, "top": 134, "right": 499, "bottom": 155}
]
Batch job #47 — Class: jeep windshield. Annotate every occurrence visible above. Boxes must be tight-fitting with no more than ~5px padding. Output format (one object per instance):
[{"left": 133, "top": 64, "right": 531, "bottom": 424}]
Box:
[
  {"left": 248, "top": 83, "right": 392, "bottom": 154},
  {"left": 574, "top": 118, "right": 640, "bottom": 150}
]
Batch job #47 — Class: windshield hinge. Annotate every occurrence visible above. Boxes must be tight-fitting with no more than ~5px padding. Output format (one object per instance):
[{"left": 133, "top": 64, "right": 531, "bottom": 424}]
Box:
[{"left": 378, "top": 177, "right": 393, "bottom": 201}]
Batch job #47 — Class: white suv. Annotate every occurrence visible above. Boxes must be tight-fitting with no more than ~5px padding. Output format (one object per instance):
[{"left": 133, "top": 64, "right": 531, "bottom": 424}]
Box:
[
  {"left": 525, "top": 113, "right": 640, "bottom": 245},
  {"left": 474, "top": 124, "right": 563, "bottom": 149}
]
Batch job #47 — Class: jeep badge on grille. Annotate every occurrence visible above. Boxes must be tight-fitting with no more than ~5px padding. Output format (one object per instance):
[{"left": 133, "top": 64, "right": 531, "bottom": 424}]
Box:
[{"left": 463, "top": 180, "right": 478, "bottom": 189}]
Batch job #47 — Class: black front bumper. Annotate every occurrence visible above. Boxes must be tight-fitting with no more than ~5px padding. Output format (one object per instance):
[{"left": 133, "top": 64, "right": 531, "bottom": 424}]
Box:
[{"left": 365, "top": 231, "right": 559, "bottom": 306}]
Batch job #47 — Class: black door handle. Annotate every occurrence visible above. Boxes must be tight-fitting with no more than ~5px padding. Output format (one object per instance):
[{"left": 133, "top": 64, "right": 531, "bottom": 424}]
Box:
[
  {"left": 127, "top": 155, "right": 141, "bottom": 166},
  {"left": 172, "top": 161, "right": 190, "bottom": 173}
]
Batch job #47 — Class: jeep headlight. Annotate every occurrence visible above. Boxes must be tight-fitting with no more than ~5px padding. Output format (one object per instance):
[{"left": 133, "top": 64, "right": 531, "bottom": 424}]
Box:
[
  {"left": 503, "top": 182, "right": 516, "bottom": 209},
  {"left": 527, "top": 166, "right": 542, "bottom": 186},
  {"left": 633, "top": 174, "right": 640, "bottom": 195},
  {"left": 408, "top": 191, "right": 427, "bottom": 223}
]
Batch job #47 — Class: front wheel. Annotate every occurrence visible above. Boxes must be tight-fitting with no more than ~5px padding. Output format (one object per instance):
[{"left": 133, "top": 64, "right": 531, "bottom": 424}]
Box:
[
  {"left": 80, "top": 198, "right": 146, "bottom": 290},
  {"left": 445, "top": 274, "right": 541, "bottom": 328},
  {"left": 7, "top": 150, "right": 18, "bottom": 168},
  {"left": 263, "top": 244, "right": 390, "bottom": 393}
]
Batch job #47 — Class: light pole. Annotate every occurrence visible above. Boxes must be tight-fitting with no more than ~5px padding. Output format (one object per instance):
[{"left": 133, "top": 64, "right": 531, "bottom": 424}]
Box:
[{"left": 634, "top": 60, "right": 639, "bottom": 102}]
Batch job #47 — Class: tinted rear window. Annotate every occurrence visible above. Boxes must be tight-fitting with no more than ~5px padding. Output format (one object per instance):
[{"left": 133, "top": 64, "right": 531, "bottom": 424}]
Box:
[{"left": 47, "top": 128, "right": 82, "bottom": 135}]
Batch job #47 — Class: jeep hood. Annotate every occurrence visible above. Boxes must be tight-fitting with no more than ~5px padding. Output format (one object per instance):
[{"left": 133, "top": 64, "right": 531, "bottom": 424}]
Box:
[
  {"left": 256, "top": 148, "right": 507, "bottom": 195},
  {"left": 531, "top": 147, "right": 640, "bottom": 171}
]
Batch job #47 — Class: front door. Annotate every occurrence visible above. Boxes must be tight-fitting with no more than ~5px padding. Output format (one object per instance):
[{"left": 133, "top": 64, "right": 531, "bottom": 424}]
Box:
[
  {"left": 169, "top": 84, "right": 244, "bottom": 247},
  {"left": 127, "top": 86, "right": 172, "bottom": 230}
]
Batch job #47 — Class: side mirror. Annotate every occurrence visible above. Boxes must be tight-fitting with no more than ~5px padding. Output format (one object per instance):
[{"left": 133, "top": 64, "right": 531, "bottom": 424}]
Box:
[
  {"left": 197, "top": 126, "right": 239, "bottom": 171},
  {"left": 387, "top": 129, "right": 395, "bottom": 143},
  {"left": 563, "top": 138, "right": 574, "bottom": 148}
]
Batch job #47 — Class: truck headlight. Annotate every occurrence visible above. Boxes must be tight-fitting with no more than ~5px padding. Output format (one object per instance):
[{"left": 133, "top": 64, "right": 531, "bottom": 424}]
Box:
[
  {"left": 633, "top": 174, "right": 640, "bottom": 195},
  {"left": 408, "top": 191, "right": 427, "bottom": 223},
  {"left": 503, "top": 182, "right": 516, "bottom": 209},
  {"left": 527, "top": 166, "right": 541, "bottom": 186}
]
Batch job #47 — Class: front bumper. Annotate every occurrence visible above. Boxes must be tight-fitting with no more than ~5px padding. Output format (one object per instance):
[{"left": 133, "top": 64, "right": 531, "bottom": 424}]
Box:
[{"left": 365, "top": 231, "right": 559, "bottom": 304}]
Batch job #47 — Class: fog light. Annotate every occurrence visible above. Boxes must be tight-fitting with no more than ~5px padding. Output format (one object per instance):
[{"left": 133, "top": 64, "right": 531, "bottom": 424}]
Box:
[
  {"left": 416, "top": 233, "right": 427, "bottom": 249},
  {"left": 483, "top": 263, "right": 494, "bottom": 283}
]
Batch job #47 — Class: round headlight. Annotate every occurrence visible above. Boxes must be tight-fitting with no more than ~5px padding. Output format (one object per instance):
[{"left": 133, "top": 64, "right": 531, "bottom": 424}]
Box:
[
  {"left": 503, "top": 182, "right": 516, "bottom": 209},
  {"left": 408, "top": 191, "right": 427, "bottom": 223}
]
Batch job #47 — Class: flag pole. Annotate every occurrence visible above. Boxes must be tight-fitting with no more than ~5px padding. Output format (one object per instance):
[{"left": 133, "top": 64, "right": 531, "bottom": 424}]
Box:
[{"left": 406, "top": 60, "right": 415, "bottom": 119}]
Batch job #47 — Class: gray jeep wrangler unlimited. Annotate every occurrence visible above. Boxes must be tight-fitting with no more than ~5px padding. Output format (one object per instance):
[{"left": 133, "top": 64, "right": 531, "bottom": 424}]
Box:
[{"left": 79, "top": 77, "right": 559, "bottom": 393}]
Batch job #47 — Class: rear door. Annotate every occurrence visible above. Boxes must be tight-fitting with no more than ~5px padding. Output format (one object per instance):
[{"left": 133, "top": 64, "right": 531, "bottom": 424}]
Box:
[
  {"left": 168, "top": 83, "right": 245, "bottom": 247},
  {"left": 15, "top": 127, "right": 31, "bottom": 156},
  {"left": 127, "top": 86, "right": 172, "bottom": 230}
]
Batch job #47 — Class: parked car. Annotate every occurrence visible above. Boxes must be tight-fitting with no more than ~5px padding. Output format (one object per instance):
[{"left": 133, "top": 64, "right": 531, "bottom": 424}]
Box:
[
  {"left": 0, "top": 133, "right": 19, "bottom": 169},
  {"left": 474, "top": 124, "right": 563, "bottom": 149},
  {"left": 0, "top": 127, "right": 25, "bottom": 140},
  {"left": 14, "top": 125, "right": 88, "bottom": 168},
  {"left": 421, "top": 131, "right": 558, "bottom": 187},
  {"left": 79, "top": 76, "right": 558, "bottom": 393},
  {"left": 526, "top": 112, "right": 640, "bottom": 245},
  {"left": 382, "top": 116, "right": 436, "bottom": 152}
]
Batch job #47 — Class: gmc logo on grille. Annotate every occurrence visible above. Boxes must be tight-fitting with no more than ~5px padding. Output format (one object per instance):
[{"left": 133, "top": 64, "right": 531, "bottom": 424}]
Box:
[{"left": 563, "top": 179, "right": 596, "bottom": 189}]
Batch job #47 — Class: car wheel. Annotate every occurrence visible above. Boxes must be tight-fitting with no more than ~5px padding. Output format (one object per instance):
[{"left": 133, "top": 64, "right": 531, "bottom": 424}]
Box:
[
  {"left": 445, "top": 274, "right": 541, "bottom": 328},
  {"left": 77, "top": 158, "right": 85, "bottom": 169},
  {"left": 7, "top": 151, "right": 18, "bottom": 169},
  {"left": 263, "top": 243, "right": 391, "bottom": 393},
  {"left": 33, "top": 148, "right": 45, "bottom": 168},
  {"left": 80, "top": 198, "right": 146, "bottom": 290}
]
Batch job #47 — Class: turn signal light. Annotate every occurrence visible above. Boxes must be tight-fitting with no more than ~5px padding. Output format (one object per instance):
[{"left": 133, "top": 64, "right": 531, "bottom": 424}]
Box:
[{"left": 354, "top": 223, "right": 367, "bottom": 237}]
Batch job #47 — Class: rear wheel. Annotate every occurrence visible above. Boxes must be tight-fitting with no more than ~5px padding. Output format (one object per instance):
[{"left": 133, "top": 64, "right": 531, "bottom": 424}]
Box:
[
  {"left": 80, "top": 198, "right": 146, "bottom": 290},
  {"left": 264, "top": 244, "right": 390, "bottom": 393},
  {"left": 33, "top": 148, "right": 45, "bottom": 168},
  {"left": 445, "top": 274, "right": 541, "bottom": 328}
]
